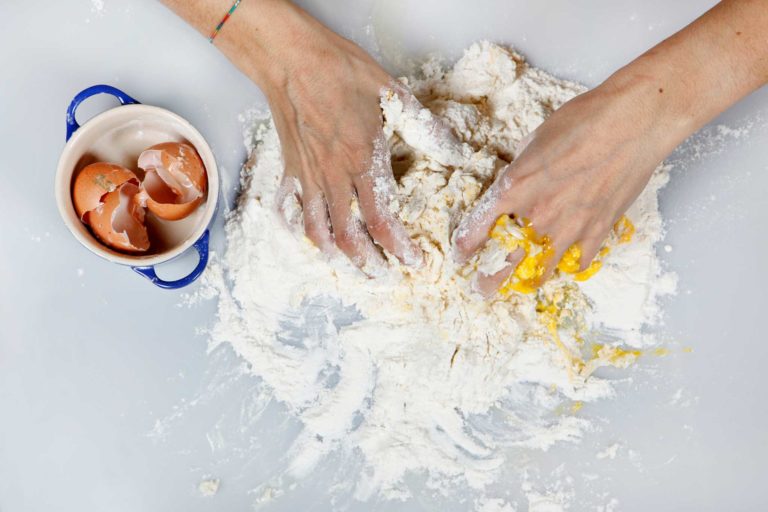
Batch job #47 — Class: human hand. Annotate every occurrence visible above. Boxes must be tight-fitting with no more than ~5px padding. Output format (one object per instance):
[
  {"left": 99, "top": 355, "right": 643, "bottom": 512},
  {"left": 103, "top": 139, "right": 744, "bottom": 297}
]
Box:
[
  {"left": 267, "top": 45, "right": 420, "bottom": 274},
  {"left": 453, "top": 80, "right": 672, "bottom": 296},
  {"left": 449, "top": 0, "right": 768, "bottom": 297},
  {"left": 253, "top": 3, "right": 470, "bottom": 275},
  {"left": 162, "top": 0, "right": 454, "bottom": 274}
]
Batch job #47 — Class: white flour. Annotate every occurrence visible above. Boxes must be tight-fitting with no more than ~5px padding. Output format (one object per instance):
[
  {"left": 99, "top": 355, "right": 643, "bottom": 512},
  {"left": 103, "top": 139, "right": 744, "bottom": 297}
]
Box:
[
  {"left": 198, "top": 477, "right": 220, "bottom": 497},
  {"left": 203, "top": 42, "right": 675, "bottom": 508}
]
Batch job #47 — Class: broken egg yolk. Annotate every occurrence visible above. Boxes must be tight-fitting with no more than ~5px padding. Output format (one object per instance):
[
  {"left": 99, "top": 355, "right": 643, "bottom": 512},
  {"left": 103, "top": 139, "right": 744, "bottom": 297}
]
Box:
[
  {"left": 490, "top": 214, "right": 635, "bottom": 295},
  {"left": 489, "top": 216, "right": 553, "bottom": 295},
  {"left": 535, "top": 289, "right": 584, "bottom": 380},
  {"left": 535, "top": 290, "right": 645, "bottom": 382},
  {"left": 494, "top": 214, "right": 641, "bottom": 382},
  {"left": 590, "top": 343, "right": 642, "bottom": 367}
]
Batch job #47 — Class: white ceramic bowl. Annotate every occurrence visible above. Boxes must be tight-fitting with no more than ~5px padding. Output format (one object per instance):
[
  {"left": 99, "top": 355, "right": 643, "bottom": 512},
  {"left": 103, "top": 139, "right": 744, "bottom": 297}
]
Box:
[{"left": 55, "top": 85, "right": 219, "bottom": 288}]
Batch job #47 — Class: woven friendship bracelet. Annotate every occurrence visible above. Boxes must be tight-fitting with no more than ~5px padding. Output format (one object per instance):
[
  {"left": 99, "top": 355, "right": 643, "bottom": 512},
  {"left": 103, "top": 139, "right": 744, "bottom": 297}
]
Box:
[{"left": 209, "top": 0, "right": 243, "bottom": 43}]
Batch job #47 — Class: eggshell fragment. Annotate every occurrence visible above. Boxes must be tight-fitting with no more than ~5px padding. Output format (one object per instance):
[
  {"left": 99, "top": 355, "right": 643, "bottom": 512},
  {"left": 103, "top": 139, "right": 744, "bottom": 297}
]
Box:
[
  {"left": 88, "top": 181, "right": 150, "bottom": 252},
  {"left": 72, "top": 163, "right": 138, "bottom": 222},
  {"left": 138, "top": 142, "right": 207, "bottom": 221}
]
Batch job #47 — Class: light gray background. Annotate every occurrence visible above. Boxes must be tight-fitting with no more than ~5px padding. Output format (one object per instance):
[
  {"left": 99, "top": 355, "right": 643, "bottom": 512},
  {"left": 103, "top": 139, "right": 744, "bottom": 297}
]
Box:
[{"left": 1, "top": 1, "right": 767, "bottom": 511}]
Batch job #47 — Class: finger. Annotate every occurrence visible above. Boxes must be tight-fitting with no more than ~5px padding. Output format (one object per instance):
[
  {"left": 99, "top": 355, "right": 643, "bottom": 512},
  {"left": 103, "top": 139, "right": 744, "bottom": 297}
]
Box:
[
  {"left": 516, "top": 131, "right": 535, "bottom": 156},
  {"left": 474, "top": 248, "right": 525, "bottom": 298},
  {"left": 540, "top": 230, "right": 575, "bottom": 285},
  {"left": 275, "top": 175, "right": 303, "bottom": 228},
  {"left": 302, "top": 185, "right": 335, "bottom": 255},
  {"left": 452, "top": 164, "right": 529, "bottom": 264},
  {"left": 381, "top": 82, "right": 469, "bottom": 168},
  {"left": 326, "top": 181, "right": 387, "bottom": 276},
  {"left": 354, "top": 134, "right": 423, "bottom": 267},
  {"left": 577, "top": 236, "right": 606, "bottom": 273}
]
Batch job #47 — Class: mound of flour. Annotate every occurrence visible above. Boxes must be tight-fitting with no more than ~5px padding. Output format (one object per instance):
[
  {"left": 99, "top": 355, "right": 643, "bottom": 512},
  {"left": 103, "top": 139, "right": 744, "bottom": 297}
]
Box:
[{"left": 204, "top": 42, "right": 675, "bottom": 504}]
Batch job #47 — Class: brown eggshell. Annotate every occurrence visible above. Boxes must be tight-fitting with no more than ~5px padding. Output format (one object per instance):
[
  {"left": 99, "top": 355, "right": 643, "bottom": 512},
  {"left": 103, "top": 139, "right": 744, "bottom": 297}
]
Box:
[
  {"left": 146, "top": 196, "right": 203, "bottom": 221},
  {"left": 72, "top": 163, "right": 138, "bottom": 222},
  {"left": 138, "top": 142, "right": 207, "bottom": 221},
  {"left": 88, "top": 182, "right": 150, "bottom": 253}
]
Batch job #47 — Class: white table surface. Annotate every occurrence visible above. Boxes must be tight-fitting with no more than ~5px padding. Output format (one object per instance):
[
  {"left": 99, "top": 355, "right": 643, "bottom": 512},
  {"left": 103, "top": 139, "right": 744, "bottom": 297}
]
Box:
[{"left": 1, "top": 1, "right": 767, "bottom": 511}]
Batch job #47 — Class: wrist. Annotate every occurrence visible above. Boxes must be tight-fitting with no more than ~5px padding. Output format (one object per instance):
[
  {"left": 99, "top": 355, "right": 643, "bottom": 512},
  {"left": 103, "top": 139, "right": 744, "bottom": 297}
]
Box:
[
  {"left": 599, "top": 0, "right": 768, "bottom": 152},
  {"left": 598, "top": 58, "right": 700, "bottom": 156},
  {"left": 215, "top": 0, "right": 307, "bottom": 89}
]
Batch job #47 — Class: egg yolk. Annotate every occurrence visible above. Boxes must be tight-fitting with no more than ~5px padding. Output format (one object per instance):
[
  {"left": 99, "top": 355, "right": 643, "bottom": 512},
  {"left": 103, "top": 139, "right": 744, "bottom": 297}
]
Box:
[
  {"left": 489, "top": 216, "right": 552, "bottom": 295},
  {"left": 490, "top": 214, "right": 635, "bottom": 295},
  {"left": 591, "top": 344, "right": 642, "bottom": 367},
  {"left": 614, "top": 216, "right": 635, "bottom": 243},
  {"left": 489, "top": 214, "right": 639, "bottom": 380},
  {"left": 535, "top": 290, "right": 584, "bottom": 380}
]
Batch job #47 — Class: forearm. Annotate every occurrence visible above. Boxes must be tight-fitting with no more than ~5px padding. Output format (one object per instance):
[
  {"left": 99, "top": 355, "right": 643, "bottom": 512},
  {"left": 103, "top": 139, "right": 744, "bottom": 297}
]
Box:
[
  {"left": 604, "top": 0, "right": 768, "bottom": 151},
  {"left": 159, "top": 0, "right": 325, "bottom": 90}
]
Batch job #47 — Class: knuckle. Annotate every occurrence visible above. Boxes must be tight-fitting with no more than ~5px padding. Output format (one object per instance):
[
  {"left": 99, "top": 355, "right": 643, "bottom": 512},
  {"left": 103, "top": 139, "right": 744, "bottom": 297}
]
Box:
[
  {"left": 333, "top": 227, "right": 352, "bottom": 245},
  {"left": 587, "top": 219, "right": 610, "bottom": 239},
  {"left": 334, "top": 231, "right": 358, "bottom": 256},
  {"left": 365, "top": 214, "right": 391, "bottom": 239},
  {"left": 528, "top": 204, "right": 556, "bottom": 232},
  {"left": 367, "top": 225, "right": 389, "bottom": 242}
]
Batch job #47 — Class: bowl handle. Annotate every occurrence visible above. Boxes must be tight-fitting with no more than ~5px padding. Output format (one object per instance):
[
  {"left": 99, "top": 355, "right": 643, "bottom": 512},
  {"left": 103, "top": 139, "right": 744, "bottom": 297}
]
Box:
[
  {"left": 131, "top": 231, "right": 211, "bottom": 290},
  {"left": 66, "top": 84, "right": 140, "bottom": 141}
]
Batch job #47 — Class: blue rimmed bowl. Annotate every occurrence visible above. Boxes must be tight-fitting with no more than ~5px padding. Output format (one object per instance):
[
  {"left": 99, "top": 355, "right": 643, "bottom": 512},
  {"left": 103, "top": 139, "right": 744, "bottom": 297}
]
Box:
[{"left": 55, "top": 85, "right": 219, "bottom": 289}]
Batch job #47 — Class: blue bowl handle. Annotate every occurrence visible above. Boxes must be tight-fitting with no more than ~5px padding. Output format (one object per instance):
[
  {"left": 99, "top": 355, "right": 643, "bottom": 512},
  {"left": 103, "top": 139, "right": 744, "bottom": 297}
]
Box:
[
  {"left": 66, "top": 84, "right": 140, "bottom": 141},
  {"left": 66, "top": 84, "right": 210, "bottom": 289},
  {"left": 132, "top": 231, "right": 210, "bottom": 290}
]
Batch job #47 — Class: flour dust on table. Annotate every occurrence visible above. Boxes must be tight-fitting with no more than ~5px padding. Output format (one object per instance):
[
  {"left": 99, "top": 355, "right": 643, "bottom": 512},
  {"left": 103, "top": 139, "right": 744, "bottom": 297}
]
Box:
[{"left": 202, "top": 42, "right": 676, "bottom": 509}]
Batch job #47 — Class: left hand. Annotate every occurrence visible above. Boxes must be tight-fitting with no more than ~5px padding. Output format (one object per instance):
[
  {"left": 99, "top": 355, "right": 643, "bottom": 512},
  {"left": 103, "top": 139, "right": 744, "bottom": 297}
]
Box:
[{"left": 453, "top": 78, "right": 671, "bottom": 296}]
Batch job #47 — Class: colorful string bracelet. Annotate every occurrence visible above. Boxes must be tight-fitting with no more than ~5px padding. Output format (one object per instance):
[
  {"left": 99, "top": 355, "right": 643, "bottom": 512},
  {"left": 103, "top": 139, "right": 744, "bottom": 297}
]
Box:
[{"left": 209, "top": 0, "right": 243, "bottom": 43}]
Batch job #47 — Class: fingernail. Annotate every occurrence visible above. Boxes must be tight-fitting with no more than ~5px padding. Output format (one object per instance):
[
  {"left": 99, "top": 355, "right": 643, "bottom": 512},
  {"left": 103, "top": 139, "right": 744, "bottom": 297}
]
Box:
[
  {"left": 449, "top": 227, "right": 466, "bottom": 263},
  {"left": 358, "top": 247, "right": 388, "bottom": 279},
  {"left": 401, "top": 243, "right": 424, "bottom": 269},
  {"left": 469, "top": 273, "right": 484, "bottom": 294}
]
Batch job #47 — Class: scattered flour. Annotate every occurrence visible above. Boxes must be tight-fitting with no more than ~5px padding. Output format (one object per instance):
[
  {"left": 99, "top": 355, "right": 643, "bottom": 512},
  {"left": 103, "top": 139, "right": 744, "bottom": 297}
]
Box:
[
  {"left": 596, "top": 443, "right": 622, "bottom": 460},
  {"left": 198, "top": 477, "right": 220, "bottom": 497},
  {"left": 475, "top": 497, "right": 519, "bottom": 512},
  {"left": 202, "top": 42, "right": 676, "bottom": 508},
  {"left": 521, "top": 472, "right": 574, "bottom": 512}
]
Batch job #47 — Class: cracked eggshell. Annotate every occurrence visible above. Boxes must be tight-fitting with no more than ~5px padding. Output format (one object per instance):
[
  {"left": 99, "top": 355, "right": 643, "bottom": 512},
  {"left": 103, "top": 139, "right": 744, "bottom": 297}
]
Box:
[
  {"left": 138, "top": 142, "right": 207, "bottom": 221},
  {"left": 72, "top": 163, "right": 138, "bottom": 222},
  {"left": 88, "top": 181, "right": 150, "bottom": 253}
]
